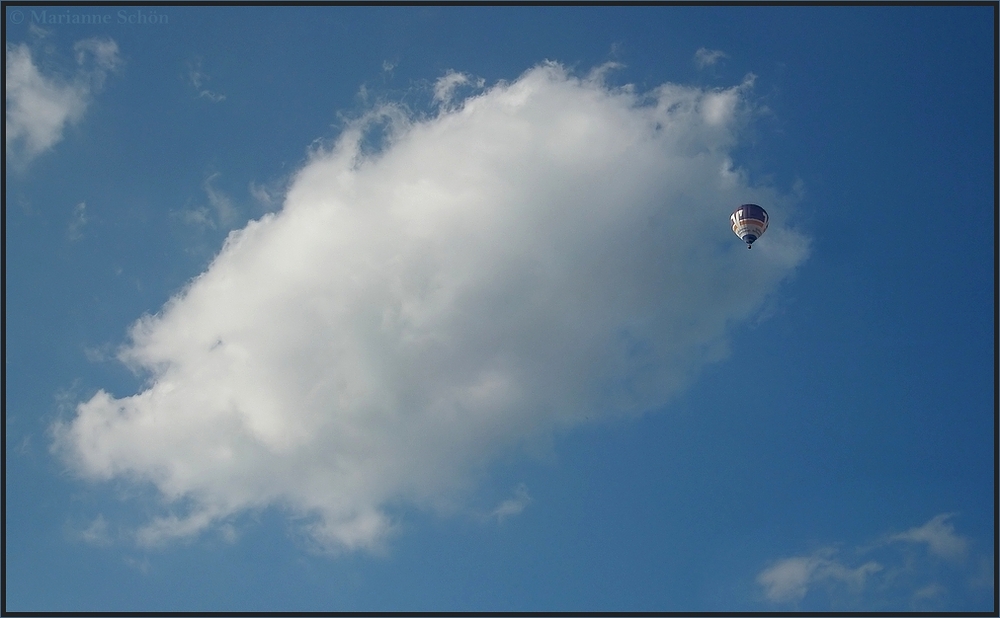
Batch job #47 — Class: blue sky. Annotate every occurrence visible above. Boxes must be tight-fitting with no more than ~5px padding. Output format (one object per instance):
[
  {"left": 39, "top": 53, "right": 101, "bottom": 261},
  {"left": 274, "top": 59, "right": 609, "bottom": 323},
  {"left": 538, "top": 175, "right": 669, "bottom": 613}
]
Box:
[{"left": 4, "top": 4, "right": 995, "bottom": 613}]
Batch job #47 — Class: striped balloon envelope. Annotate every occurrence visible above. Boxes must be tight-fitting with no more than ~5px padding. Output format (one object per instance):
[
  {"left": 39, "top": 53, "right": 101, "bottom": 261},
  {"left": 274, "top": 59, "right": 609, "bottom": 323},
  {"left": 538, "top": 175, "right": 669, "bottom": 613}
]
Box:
[{"left": 730, "top": 204, "right": 769, "bottom": 249}]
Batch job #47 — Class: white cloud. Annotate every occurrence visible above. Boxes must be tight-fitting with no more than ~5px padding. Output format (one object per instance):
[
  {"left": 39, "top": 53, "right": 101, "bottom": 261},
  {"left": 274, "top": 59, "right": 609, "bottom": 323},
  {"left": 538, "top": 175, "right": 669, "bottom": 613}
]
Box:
[
  {"left": 189, "top": 58, "right": 226, "bottom": 102},
  {"left": 76, "top": 514, "right": 113, "bottom": 546},
  {"left": 702, "top": 74, "right": 755, "bottom": 127},
  {"left": 757, "top": 514, "right": 986, "bottom": 609},
  {"left": 5, "top": 44, "right": 86, "bottom": 163},
  {"left": 757, "top": 555, "right": 819, "bottom": 602},
  {"left": 203, "top": 173, "right": 239, "bottom": 227},
  {"left": 757, "top": 549, "right": 881, "bottom": 604},
  {"left": 123, "top": 555, "right": 151, "bottom": 574},
  {"left": 490, "top": 484, "right": 531, "bottom": 523},
  {"left": 432, "top": 70, "right": 484, "bottom": 107},
  {"left": 52, "top": 62, "right": 808, "bottom": 553},
  {"left": 199, "top": 90, "right": 226, "bottom": 103},
  {"left": 174, "top": 173, "right": 241, "bottom": 232},
  {"left": 68, "top": 201, "right": 87, "bottom": 240},
  {"left": 694, "top": 47, "right": 727, "bottom": 69},
  {"left": 248, "top": 179, "right": 285, "bottom": 214},
  {"left": 913, "top": 582, "right": 946, "bottom": 600},
  {"left": 888, "top": 512, "right": 968, "bottom": 562},
  {"left": 5, "top": 38, "right": 120, "bottom": 166},
  {"left": 74, "top": 37, "right": 121, "bottom": 86},
  {"left": 176, "top": 207, "right": 214, "bottom": 229}
]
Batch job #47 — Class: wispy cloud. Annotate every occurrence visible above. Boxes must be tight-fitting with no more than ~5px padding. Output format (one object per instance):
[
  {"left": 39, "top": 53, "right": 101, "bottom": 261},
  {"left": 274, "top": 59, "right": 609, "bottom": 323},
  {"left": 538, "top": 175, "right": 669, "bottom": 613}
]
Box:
[
  {"left": 189, "top": 58, "right": 225, "bottom": 102},
  {"left": 76, "top": 514, "right": 114, "bottom": 546},
  {"left": 248, "top": 179, "right": 283, "bottom": 213},
  {"left": 757, "top": 548, "right": 881, "bottom": 604},
  {"left": 52, "top": 62, "right": 808, "bottom": 554},
  {"left": 68, "top": 201, "right": 88, "bottom": 240},
  {"left": 490, "top": 484, "right": 531, "bottom": 523},
  {"left": 5, "top": 38, "right": 120, "bottom": 167},
  {"left": 432, "top": 70, "right": 485, "bottom": 107},
  {"left": 694, "top": 47, "right": 727, "bottom": 69},
  {"left": 74, "top": 38, "right": 120, "bottom": 86},
  {"left": 757, "top": 513, "right": 990, "bottom": 610},
  {"left": 123, "top": 555, "right": 151, "bottom": 574},
  {"left": 175, "top": 173, "right": 241, "bottom": 232},
  {"left": 887, "top": 512, "right": 968, "bottom": 562},
  {"left": 203, "top": 172, "right": 239, "bottom": 227}
]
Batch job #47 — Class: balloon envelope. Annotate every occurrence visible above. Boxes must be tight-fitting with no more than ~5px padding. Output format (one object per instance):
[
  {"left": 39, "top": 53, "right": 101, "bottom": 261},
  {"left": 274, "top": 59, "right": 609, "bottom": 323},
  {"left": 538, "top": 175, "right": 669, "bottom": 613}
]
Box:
[{"left": 731, "top": 204, "right": 769, "bottom": 248}]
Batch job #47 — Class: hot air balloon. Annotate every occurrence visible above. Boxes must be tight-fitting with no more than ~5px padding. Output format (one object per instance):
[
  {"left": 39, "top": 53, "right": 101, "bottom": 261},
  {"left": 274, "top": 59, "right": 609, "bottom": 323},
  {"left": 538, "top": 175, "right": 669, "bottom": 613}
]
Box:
[{"left": 731, "top": 204, "right": 769, "bottom": 249}]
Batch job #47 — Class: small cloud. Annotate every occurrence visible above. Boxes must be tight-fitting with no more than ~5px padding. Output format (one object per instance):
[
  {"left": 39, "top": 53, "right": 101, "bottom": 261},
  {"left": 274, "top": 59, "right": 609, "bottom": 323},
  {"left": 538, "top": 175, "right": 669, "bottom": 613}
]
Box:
[
  {"left": 757, "top": 549, "right": 881, "bottom": 604},
  {"left": 14, "top": 435, "right": 32, "bottom": 457},
  {"left": 758, "top": 514, "right": 987, "bottom": 610},
  {"left": 174, "top": 173, "right": 241, "bottom": 232},
  {"left": 77, "top": 514, "right": 114, "bottom": 546},
  {"left": 188, "top": 58, "right": 225, "bottom": 102},
  {"left": 5, "top": 38, "right": 120, "bottom": 167},
  {"left": 123, "top": 555, "right": 151, "bottom": 574},
  {"left": 490, "top": 484, "right": 531, "bottom": 523},
  {"left": 249, "top": 179, "right": 287, "bottom": 215},
  {"left": 74, "top": 38, "right": 121, "bottom": 87},
  {"left": 135, "top": 509, "right": 219, "bottom": 548},
  {"left": 432, "top": 70, "right": 484, "bottom": 107},
  {"left": 757, "top": 554, "right": 819, "bottom": 603},
  {"left": 249, "top": 181, "right": 275, "bottom": 209},
  {"left": 888, "top": 513, "right": 968, "bottom": 562},
  {"left": 203, "top": 172, "right": 238, "bottom": 227},
  {"left": 701, "top": 73, "right": 756, "bottom": 127},
  {"left": 913, "top": 582, "right": 946, "bottom": 600},
  {"left": 199, "top": 90, "right": 226, "bottom": 103},
  {"left": 68, "top": 201, "right": 87, "bottom": 240},
  {"left": 175, "top": 206, "right": 215, "bottom": 230},
  {"left": 586, "top": 61, "right": 625, "bottom": 84},
  {"left": 28, "top": 23, "right": 52, "bottom": 40},
  {"left": 694, "top": 47, "right": 727, "bottom": 69},
  {"left": 53, "top": 380, "right": 84, "bottom": 416},
  {"left": 84, "top": 342, "right": 116, "bottom": 363}
]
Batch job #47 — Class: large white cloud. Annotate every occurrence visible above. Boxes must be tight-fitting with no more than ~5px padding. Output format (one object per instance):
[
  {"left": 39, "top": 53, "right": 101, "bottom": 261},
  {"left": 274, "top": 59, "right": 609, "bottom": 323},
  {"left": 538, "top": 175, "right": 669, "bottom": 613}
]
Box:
[
  {"left": 5, "top": 37, "right": 120, "bottom": 166},
  {"left": 52, "top": 62, "right": 808, "bottom": 552}
]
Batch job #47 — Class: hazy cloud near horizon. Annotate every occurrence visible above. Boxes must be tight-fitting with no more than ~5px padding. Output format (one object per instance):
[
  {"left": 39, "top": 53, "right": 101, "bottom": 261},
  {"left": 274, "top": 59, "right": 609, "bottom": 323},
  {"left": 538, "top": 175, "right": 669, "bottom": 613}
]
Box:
[{"left": 52, "top": 62, "right": 808, "bottom": 553}]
